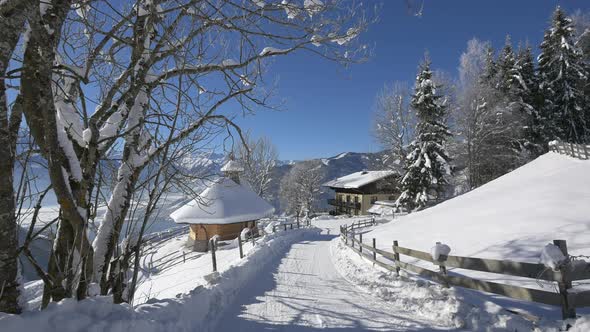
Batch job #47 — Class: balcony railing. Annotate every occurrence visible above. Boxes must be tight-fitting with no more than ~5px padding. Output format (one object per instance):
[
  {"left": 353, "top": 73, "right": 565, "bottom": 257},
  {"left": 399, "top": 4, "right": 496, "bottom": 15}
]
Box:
[{"left": 327, "top": 199, "right": 360, "bottom": 210}]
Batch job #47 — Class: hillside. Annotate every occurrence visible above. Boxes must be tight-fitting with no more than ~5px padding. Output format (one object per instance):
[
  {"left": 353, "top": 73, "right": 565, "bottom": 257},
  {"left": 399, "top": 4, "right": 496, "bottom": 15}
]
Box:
[{"left": 368, "top": 152, "right": 590, "bottom": 262}]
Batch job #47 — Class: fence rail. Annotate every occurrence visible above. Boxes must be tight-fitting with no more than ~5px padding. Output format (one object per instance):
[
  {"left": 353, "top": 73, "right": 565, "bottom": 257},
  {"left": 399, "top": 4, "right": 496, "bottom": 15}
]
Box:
[
  {"left": 339, "top": 221, "right": 590, "bottom": 320},
  {"left": 549, "top": 140, "right": 590, "bottom": 160}
]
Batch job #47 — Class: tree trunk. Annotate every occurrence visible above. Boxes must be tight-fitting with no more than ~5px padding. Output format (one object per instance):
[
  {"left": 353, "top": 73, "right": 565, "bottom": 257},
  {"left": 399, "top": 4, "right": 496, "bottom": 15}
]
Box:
[{"left": 0, "top": 0, "right": 31, "bottom": 314}]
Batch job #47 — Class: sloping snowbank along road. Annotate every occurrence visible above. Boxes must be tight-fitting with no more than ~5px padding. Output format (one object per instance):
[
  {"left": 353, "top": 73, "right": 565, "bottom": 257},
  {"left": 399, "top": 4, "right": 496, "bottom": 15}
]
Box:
[
  {"left": 0, "top": 229, "right": 314, "bottom": 332},
  {"left": 367, "top": 152, "right": 590, "bottom": 262},
  {"left": 215, "top": 222, "right": 457, "bottom": 331}
]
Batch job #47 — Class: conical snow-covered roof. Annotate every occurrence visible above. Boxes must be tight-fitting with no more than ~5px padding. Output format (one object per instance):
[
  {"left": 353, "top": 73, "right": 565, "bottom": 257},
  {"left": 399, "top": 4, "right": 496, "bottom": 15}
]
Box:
[{"left": 170, "top": 178, "right": 274, "bottom": 225}]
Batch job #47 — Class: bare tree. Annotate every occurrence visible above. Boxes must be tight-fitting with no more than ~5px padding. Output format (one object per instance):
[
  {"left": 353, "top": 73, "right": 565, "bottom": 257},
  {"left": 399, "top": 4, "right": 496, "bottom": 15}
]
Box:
[
  {"left": 1, "top": 0, "right": 373, "bottom": 308},
  {"left": 234, "top": 135, "right": 278, "bottom": 201},
  {"left": 279, "top": 160, "right": 324, "bottom": 219},
  {"left": 454, "top": 38, "right": 524, "bottom": 189},
  {"left": 0, "top": 0, "right": 34, "bottom": 314},
  {"left": 372, "top": 82, "right": 415, "bottom": 166}
]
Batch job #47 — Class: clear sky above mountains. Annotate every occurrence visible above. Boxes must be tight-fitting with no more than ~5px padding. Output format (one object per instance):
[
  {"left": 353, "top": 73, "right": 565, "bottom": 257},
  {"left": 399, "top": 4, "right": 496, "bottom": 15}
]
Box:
[{"left": 235, "top": 0, "right": 590, "bottom": 161}]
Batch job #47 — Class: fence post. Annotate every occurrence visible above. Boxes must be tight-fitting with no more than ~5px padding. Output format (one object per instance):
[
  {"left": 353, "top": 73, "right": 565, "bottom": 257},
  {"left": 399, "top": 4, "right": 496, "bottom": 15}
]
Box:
[
  {"left": 570, "top": 143, "right": 576, "bottom": 157},
  {"left": 372, "top": 238, "right": 377, "bottom": 261},
  {"left": 251, "top": 233, "right": 255, "bottom": 246},
  {"left": 372, "top": 215, "right": 375, "bottom": 225},
  {"left": 434, "top": 242, "right": 449, "bottom": 288},
  {"left": 290, "top": 224, "right": 293, "bottom": 230},
  {"left": 583, "top": 144, "right": 589, "bottom": 160},
  {"left": 183, "top": 252, "right": 186, "bottom": 263},
  {"left": 393, "top": 240, "right": 400, "bottom": 276},
  {"left": 238, "top": 235, "right": 244, "bottom": 259},
  {"left": 554, "top": 239, "right": 576, "bottom": 319},
  {"left": 359, "top": 233, "right": 363, "bottom": 253},
  {"left": 283, "top": 224, "right": 287, "bottom": 231},
  {"left": 210, "top": 239, "right": 217, "bottom": 272},
  {"left": 345, "top": 226, "right": 348, "bottom": 246},
  {"left": 297, "top": 219, "right": 300, "bottom": 228}
]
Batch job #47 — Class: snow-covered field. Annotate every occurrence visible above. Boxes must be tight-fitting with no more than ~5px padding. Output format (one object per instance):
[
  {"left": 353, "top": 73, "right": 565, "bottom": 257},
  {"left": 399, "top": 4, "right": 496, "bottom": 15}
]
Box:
[
  {"left": 366, "top": 152, "right": 590, "bottom": 261},
  {"left": 349, "top": 152, "right": 590, "bottom": 322}
]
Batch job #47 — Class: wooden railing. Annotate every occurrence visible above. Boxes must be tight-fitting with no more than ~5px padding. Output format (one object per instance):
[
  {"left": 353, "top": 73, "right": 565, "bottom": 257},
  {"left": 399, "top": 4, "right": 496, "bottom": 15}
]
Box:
[
  {"left": 271, "top": 219, "right": 309, "bottom": 232},
  {"left": 339, "top": 222, "right": 590, "bottom": 319},
  {"left": 549, "top": 140, "right": 590, "bottom": 160}
]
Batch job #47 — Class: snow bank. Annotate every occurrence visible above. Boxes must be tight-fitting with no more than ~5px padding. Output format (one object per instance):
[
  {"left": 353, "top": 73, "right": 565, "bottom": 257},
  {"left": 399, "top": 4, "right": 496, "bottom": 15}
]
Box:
[
  {"left": 0, "top": 229, "right": 316, "bottom": 332},
  {"left": 367, "top": 153, "right": 590, "bottom": 262},
  {"left": 330, "top": 239, "right": 537, "bottom": 331}
]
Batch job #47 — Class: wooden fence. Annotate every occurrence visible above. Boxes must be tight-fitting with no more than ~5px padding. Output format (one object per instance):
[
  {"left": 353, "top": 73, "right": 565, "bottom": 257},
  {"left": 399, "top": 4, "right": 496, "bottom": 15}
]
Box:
[
  {"left": 207, "top": 219, "right": 310, "bottom": 272},
  {"left": 549, "top": 140, "right": 590, "bottom": 160},
  {"left": 271, "top": 219, "right": 308, "bottom": 232},
  {"left": 339, "top": 220, "right": 590, "bottom": 319}
]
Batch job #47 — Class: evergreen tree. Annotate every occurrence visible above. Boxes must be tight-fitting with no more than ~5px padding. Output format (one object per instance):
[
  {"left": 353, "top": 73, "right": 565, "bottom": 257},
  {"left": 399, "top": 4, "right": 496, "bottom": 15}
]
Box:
[
  {"left": 396, "top": 59, "right": 452, "bottom": 211},
  {"left": 511, "top": 44, "right": 544, "bottom": 155},
  {"left": 538, "top": 7, "right": 588, "bottom": 143},
  {"left": 496, "top": 36, "right": 517, "bottom": 94},
  {"left": 481, "top": 45, "right": 497, "bottom": 85}
]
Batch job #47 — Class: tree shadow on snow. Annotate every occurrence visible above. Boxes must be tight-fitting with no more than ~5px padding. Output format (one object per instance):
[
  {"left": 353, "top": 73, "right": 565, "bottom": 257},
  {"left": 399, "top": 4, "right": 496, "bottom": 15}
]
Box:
[{"left": 214, "top": 232, "right": 455, "bottom": 332}]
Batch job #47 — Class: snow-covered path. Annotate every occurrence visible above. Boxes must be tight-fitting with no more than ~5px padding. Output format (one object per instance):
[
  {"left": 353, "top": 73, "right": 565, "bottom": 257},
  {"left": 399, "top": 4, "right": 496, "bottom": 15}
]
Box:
[{"left": 216, "top": 224, "right": 454, "bottom": 331}]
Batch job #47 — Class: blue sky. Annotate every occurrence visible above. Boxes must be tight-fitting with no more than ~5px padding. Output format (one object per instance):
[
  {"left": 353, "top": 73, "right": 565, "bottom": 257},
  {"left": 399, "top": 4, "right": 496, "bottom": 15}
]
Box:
[{"left": 235, "top": 0, "right": 590, "bottom": 161}]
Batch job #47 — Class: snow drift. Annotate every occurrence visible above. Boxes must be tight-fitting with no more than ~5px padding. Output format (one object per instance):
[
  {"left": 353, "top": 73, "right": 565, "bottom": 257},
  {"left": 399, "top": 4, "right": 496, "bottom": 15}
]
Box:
[{"left": 369, "top": 152, "right": 590, "bottom": 261}]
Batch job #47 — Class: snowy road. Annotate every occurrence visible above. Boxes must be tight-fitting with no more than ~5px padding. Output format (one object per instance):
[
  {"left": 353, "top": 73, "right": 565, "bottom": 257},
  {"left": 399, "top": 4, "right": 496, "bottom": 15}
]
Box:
[{"left": 216, "top": 223, "right": 455, "bottom": 331}]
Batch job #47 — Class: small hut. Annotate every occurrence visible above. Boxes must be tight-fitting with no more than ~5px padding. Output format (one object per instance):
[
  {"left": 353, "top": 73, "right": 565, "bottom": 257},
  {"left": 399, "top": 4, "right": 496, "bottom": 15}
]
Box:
[{"left": 170, "top": 159, "right": 275, "bottom": 251}]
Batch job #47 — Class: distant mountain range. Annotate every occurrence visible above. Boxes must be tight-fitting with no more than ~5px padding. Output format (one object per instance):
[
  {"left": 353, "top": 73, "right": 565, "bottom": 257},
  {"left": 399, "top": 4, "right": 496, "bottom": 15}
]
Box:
[{"left": 173, "top": 150, "right": 396, "bottom": 212}]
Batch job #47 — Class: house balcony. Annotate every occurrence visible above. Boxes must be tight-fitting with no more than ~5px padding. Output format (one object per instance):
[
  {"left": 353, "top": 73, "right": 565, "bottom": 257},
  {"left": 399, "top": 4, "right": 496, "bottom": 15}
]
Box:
[{"left": 327, "top": 199, "right": 361, "bottom": 210}]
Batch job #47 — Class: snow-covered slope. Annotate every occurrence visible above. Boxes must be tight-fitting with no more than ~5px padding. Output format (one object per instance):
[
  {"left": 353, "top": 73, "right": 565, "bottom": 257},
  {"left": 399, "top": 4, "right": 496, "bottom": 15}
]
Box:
[{"left": 369, "top": 152, "right": 590, "bottom": 262}]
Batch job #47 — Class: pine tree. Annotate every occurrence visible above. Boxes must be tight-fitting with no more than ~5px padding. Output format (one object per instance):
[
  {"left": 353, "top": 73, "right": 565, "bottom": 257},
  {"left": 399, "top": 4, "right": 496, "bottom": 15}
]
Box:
[
  {"left": 481, "top": 45, "right": 497, "bottom": 85},
  {"left": 538, "top": 7, "right": 588, "bottom": 143},
  {"left": 396, "top": 59, "right": 452, "bottom": 211},
  {"left": 511, "top": 44, "right": 544, "bottom": 155},
  {"left": 496, "top": 36, "right": 517, "bottom": 94}
]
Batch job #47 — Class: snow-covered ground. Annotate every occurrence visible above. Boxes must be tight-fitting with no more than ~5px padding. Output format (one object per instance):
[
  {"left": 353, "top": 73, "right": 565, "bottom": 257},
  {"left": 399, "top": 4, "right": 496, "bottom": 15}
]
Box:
[
  {"left": 5, "top": 152, "right": 590, "bottom": 331},
  {"left": 1, "top": 228, "right": 316, "bottom": 332},
  {"left": 350, "top": 152, "right": 590, "bottom": 322}
]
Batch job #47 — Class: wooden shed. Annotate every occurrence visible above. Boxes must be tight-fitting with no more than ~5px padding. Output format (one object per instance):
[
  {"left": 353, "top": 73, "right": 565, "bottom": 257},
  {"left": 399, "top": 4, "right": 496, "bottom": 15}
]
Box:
[{"left": 170, "top": 160, "right": 275, "bottom": 251}]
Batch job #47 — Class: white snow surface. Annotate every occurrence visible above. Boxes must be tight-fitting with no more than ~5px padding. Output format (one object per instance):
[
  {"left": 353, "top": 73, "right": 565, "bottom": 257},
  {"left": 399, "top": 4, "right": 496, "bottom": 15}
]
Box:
[
  {"left": 170, "top": 177, "right": 275, "bottom": 225},
  {"left": 540, "top": 244, "right": 567, "bottom": 271},
  {"left": 323, "top": 170, "right": 397, "bottom": 189},
  {"left": 215, "top": 220, "right": 458, "bottom": 331},
  {"left": 368, "top": 153, "right": 590, "bottom": 262},
  {"left": 367, "top": 200, "right": 396, "bottom": 216},
  {"left": 431, "top": 242, "right": 451, "bottom": 261},
  {"left": 0, "top": 229, "right": 315, "bottom": 332}
]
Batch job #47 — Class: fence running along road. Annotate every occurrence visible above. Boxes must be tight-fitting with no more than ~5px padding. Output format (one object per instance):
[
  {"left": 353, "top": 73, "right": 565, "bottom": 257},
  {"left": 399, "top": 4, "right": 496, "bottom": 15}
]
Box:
[{"left": 339, "top": 220, "right": 590, "bottom": 320}]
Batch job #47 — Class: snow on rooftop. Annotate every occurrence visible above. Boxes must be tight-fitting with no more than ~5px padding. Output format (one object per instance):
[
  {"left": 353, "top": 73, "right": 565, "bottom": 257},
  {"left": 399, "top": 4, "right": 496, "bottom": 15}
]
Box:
[
  {"left": 323, "top": 170, "right": 397, "bottom": 189},
  {"left": 170, "top": 178, "right": 274, "bottom": 225},
  {"left": 220, "top": 159, "right": 244, "bottom": 172}
]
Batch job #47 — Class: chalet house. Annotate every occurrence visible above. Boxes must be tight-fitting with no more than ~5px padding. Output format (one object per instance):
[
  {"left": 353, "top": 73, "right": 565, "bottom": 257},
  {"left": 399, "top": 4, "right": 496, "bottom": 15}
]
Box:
[
  {"left": 170, "top": 159, "right": 275, "bottom": 252},
  {"left": 323, "top": 170, "right": 399, "bottom": 216}
]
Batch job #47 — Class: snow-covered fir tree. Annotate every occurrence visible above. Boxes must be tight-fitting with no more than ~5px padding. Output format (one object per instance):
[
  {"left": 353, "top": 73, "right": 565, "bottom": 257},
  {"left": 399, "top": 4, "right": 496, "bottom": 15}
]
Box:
[
  {"left": 396, "top": 59, "right": 452, "bottom": 211},
  {"left": 538, "top": 7, "right": 589, "bottom": 143},
  {"left": 511, "top": 44, "right": 543, "bottom": 155},
  {"left": 495, "top": 36, "right": 517, "bottom": 94}
]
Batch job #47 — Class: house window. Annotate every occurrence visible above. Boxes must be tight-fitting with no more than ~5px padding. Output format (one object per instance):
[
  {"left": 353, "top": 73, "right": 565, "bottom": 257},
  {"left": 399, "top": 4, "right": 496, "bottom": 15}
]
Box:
[{"left": 371, "top": 196, "right": 378, "bottom": 204}]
